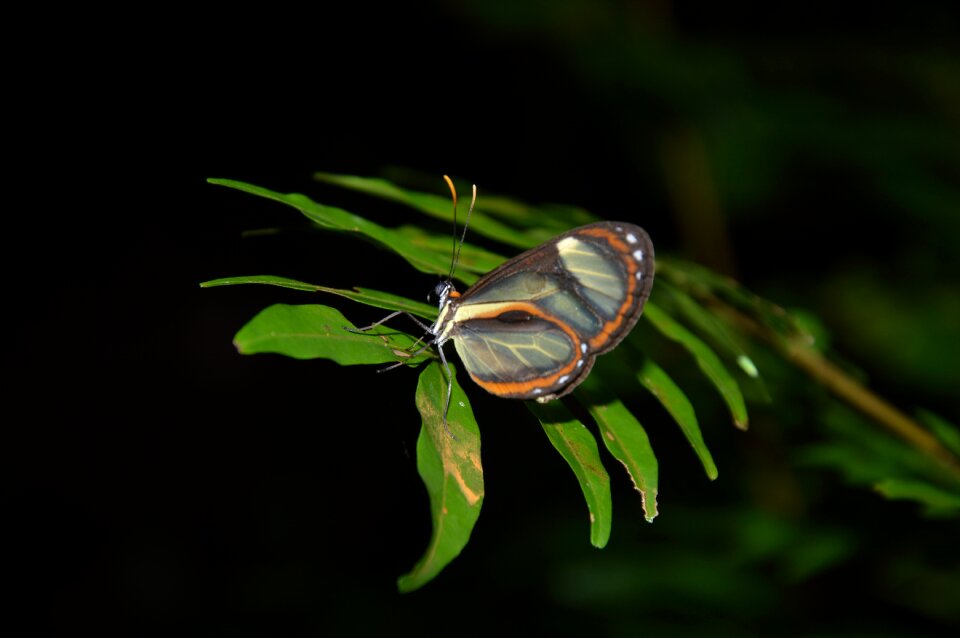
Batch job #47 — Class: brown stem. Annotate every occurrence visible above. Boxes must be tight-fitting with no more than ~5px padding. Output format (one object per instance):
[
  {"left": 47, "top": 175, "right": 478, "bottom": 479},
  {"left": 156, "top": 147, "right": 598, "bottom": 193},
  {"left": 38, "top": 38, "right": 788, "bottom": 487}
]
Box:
[{"left": 723, "top": 306, "right": 960, "bottom": 480}]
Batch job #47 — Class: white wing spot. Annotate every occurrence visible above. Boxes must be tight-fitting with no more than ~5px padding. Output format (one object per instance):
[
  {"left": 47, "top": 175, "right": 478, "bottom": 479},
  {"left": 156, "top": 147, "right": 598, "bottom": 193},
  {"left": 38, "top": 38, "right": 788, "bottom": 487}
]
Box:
[
  {"left": 533, "top": 388, "right": 543, "bottom": 395},
  {"left": 633, "top": 249, "right": 644, "bottom": 261},
  {"left": 577, "top": 359, "right": 584, "bottom": 368},
  {"left": 615, "top": 225, "right": 623, "bottom": 232},
  {"left": 626, "top": 233, "right": 638, "bottom": 244},
  {"left": 636, "top": 271, "right": 644, "bottom": 281},
  {"left": 580, "top": 343, "right": 588, "bottom": 353},
  {"left": 558, "top": 375, "right": 570, "bottom": 384}
]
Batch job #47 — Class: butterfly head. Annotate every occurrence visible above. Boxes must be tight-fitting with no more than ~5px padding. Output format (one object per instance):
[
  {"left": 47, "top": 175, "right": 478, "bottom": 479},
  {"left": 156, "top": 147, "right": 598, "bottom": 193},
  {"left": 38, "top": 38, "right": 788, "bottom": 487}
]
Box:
[{"left": 429, "top": 280, "right": 458, "bottom": 308}]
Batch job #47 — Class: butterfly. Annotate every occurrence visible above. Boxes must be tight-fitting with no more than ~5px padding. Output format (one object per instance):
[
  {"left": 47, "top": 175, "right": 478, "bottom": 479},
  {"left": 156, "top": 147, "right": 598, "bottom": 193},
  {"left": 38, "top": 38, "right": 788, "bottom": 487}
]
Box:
[{"left": 362, "top": 177, "right": 655, "bottom": 423}]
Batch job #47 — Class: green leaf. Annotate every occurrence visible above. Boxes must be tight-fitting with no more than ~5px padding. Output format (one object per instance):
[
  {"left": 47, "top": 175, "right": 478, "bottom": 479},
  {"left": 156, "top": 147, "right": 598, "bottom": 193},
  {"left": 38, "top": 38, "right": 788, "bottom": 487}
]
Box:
[
  {"left": 644, "top": 301, "right": 749, "bottom": 430},
  {"left": 398, "top": 361, "right": 484, "bottom": 592},
  {"left": 529, "top": 401, "right": 613, "bottom": 548},
  {"left": 655, "top": 281, "right": 762, "bottom": 381},
  {"left": 874, "top": 479, "right": 960, "bottom": 517},
  {"left": 636, "top": 356, "right": 718, "bottom": 480},
  {"left": 313, "top": 171, "right": 551, "bottom": 249},
  {"left": 315, "top": 287, "right": 438, "bottom": 320},
  {"left": 208, "top": 178, "right": 482, "bottom": 283},
  {"left": 201, "top": 274, "right": 321, "bottom": 292},
  {"left": 470, "top": 196, "right": 595, "bottom": 232},
  {"left": 202, "top": 276, "right": 439, "bottom": 319},
  {"left": 394, "top": 225, "right": 507, "bottom": 275},
  {"left": 576, "top": 375, "right": 659, "bottom": 522},
  {"left": 233, "top": 304, "right": 428, "bottom": 365},
  {"left": 918, "top": 410, "right": 960, "bottom": 458},
  {"left": 658, "top": 257, "right": 812, "bottom": 342},
  {"left": 379, "top": 165, "right": 598, "bottom": 231}
]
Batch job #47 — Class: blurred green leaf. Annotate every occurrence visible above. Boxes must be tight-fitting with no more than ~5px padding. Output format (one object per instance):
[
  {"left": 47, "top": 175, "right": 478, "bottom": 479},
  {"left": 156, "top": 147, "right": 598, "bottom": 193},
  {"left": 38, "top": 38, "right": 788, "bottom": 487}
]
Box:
[
  {"left": 530, "top": 401, "right": 612, "bottom": 548},
  {"left": 378, "top": 165, "right": 598, "bottom": 231},
  {"left": 654, "top": 281, "right": 763, "bottom": 381},
  {"left": 394, "top": 225, "right": 507, "bottom": 275},
  {"left": 314, "top": 171, "right": 551, "bottom": 249},
  {"left": 918, "top": 410, "right": 960, "bottom": 458},
  {"left": 874, "top": 479, "right": 960, "bottom": 517},
  {"left": 233, "top": 303, "right": 429, "bottom": 365},
  {"left": 398, "top": 361, "right": 484, "bottom": 592},
  {"left": 819, "top": 270, "right": 960, "bottom": 396},
  {"left": 659, "top": 257, "right": 812, "bottom": 342},
  {"left": 798, "top": 405, "right": 960, "bottom": 518},
  {"left": 798, "top": 406, "right": 934, "bottom": 484},
  {"left": 643, "top": 301, "right": 749, "bottom": 430},
  {"left": 474, "top": 197, "right": 596, "bottom": 232},
  {"left": 576, "top": 375, "right": 658, "bottom": 522}
]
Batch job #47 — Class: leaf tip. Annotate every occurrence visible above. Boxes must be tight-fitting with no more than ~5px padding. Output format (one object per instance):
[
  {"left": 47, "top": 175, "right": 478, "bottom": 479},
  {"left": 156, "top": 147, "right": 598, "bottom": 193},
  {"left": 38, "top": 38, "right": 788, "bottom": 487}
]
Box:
[
  {"left": 396, "top": 575, "right": 423, "bottom": 594},
  {"left": 642, "top": 491, "right": 659, "bottom": 523},
  {"left": 736, "top": 354, "right": 759, "bottom": 378}
]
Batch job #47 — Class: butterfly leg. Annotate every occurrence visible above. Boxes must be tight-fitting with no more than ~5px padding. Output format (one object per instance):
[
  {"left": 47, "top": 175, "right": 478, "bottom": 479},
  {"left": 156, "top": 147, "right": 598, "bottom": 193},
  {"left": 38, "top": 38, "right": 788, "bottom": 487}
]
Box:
[
  {"left": 436, "top": 343, "right": 458, "bottom": 440},
  {"left": 348, "top": 310, "right": 432, "bottom": 333},
  {"left": 375, "top": 339, "right": 437, "bottom": 373},
  {"left": 347, "top": 311, "right": 435, "bottom": 349}
]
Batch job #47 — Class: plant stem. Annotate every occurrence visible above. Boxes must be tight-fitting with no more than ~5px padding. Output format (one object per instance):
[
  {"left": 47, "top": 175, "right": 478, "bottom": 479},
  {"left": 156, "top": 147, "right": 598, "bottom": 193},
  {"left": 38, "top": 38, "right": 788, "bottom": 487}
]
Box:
[
  {"left": 726, "top": 306, "right": 960, "bottom": 480},
  {"left": 784, "top": 340, "right": 960, "bottom": 475}
]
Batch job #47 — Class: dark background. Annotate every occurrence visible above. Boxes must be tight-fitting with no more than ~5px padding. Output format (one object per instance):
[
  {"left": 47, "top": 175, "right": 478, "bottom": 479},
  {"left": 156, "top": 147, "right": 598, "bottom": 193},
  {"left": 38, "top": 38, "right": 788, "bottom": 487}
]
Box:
[{"left": 14, "top": 2, "right": 960, "bottom": 635}]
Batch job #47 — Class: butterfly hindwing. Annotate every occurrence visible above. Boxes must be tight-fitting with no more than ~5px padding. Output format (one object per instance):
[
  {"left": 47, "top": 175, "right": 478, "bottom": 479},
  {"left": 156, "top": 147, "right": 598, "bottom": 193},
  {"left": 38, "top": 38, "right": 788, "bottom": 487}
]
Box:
[
  {"left": 441, "top": 222, "right": 654, "bottom": 401},
  {"left": 450, "top": 309, "right": 593, "bottom": 400}
]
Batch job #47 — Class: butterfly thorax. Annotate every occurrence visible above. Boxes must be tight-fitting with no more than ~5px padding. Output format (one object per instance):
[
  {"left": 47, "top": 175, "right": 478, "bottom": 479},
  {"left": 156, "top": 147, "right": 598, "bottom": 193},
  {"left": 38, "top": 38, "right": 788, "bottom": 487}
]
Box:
[{"left": 430, "top": 280, "right": 461, "bottom": 343}]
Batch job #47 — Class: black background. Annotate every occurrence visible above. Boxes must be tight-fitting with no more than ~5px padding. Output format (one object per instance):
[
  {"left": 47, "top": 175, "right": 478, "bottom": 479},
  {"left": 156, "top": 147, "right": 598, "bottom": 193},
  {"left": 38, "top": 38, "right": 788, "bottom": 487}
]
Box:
[{"left": 12, "top": 3, "right": 960, "bottom": 635}]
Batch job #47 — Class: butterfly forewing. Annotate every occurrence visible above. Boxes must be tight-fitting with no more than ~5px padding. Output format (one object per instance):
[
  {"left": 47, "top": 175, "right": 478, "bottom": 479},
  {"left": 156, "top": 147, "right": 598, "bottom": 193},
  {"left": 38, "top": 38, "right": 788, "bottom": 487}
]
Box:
[{"left": 441, "top": 221, "right": 654, "bottom": 402}]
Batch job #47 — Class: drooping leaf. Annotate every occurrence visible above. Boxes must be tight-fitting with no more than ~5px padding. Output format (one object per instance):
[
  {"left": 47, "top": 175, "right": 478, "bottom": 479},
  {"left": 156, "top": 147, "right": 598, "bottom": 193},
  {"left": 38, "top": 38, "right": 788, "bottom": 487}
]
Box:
[
  {"left": 233, "top": 303, "right": 428, "bottom": 365},
  {"left": 529, "top": 401, "right": 612, "bottom": 548},
  {"left": 635, "top": 355, "right": 718, "bottom": 480},
  {"left": 576, "top": 375, "right": 659, "bottom": 522},
  {"left": 398, "top": 361, "right": 484, "bottom": 592},
  {"left": 643, "top": 301, "right": 749, "bottom": 430}
]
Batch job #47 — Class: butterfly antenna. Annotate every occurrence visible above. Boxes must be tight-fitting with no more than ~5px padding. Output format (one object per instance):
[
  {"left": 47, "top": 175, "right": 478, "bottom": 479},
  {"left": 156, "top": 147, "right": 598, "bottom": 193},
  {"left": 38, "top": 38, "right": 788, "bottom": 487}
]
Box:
[
  {"left": 442, "top": 176, "right": 477, "bottom": 281},
  {"left": 443, "top": 175, "right": 459, "bottom": 281},
  {"left": 451, "top": 184, "right": 477, "bottom": 280}
]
